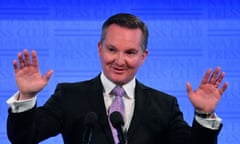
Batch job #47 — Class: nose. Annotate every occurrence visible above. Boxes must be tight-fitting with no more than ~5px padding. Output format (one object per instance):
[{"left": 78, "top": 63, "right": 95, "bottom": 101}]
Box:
[{"left": 115, "top": 53, "right": 125, "bottom": 65}]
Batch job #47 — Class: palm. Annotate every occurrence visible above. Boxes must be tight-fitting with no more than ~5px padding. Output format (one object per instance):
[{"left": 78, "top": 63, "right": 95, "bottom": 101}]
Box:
[
  {"left": 188, "top": 83, "right": 221, "bottom": 112},
  {"left": 186, "top": 67, "right": 228, "bottom": 113},
  {"left": 15, "top": 66, "right": 47, "bottom": 95},
  {"left": 13, "top": 49, "right": 53, "bottom": 98}
]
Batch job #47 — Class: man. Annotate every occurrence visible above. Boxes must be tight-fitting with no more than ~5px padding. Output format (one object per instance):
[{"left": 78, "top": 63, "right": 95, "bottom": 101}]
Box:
[{"left": 7, "top": 13, "right": 228, "bottom": 144}]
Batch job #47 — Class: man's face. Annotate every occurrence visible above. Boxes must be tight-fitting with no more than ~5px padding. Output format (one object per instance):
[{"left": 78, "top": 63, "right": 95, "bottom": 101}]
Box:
[{"left": 98, "top": 24, "right": 148, "bottom": 85}]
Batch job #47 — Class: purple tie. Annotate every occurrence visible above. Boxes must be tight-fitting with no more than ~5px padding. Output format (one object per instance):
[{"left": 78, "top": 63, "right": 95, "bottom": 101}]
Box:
[{"left": 109, "top": 86, "right": 126, "bottom": 144}]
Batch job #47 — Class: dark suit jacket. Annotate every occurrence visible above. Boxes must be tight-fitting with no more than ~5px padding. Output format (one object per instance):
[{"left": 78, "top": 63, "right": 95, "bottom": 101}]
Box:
[{"left": 7, "top": 75, "right": 222, "bottom": 144}]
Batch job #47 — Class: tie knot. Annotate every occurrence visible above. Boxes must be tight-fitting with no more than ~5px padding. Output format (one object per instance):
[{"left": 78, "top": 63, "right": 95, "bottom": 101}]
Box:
[{"left": 111, "top": 86, "right": 126, "bottom": 97}]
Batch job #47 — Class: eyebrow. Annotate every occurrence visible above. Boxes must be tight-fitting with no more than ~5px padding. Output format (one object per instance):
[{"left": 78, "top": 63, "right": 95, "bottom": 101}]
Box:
[{"left": 105, "top": 43, "right": 140, "bottom": 52}]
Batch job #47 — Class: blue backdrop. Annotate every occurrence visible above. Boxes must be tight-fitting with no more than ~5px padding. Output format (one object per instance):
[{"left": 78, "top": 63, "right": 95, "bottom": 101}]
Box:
[{"left": 0, "top": 0, "right": 240, "bottom": 143}]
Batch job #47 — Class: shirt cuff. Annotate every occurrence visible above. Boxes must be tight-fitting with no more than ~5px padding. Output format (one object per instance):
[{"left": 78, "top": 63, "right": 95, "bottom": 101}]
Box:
[
  {"left": 195, "top": 113, "right": 222, "bottom": 130},
  {"left": 6, "top": 91, "right": 36, "bottom": 113}
]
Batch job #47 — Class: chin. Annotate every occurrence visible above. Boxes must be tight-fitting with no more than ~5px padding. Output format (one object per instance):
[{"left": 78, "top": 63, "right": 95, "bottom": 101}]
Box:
[{"left": 111, "top": 78, "right": 126, "bottom": 85}]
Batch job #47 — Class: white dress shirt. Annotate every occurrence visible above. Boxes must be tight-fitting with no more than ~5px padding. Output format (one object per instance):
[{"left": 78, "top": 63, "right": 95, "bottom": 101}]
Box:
[{"left": 100, "top": 72, "right": 135, "bottom": 131}]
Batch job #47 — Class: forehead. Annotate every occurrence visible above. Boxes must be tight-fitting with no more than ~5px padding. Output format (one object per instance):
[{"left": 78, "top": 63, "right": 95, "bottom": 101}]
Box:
[
  {"left": 105, "top": 24, "right": 142, "bottom": 35},
  {"left": 104, "top": 24, "right": 143, "bottom": 46}
]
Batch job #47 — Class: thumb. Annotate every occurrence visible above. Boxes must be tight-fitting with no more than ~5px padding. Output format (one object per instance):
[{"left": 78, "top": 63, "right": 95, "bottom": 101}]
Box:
[
  {"left": 186, "top": 82, "right": 193, "bottom": 97},
  {"left": 43, "top": 69, "right": 54, "bottom": 82}
]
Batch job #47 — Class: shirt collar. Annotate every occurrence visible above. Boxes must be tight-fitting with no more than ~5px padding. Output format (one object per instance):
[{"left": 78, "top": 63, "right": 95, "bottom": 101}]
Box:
[{"left": 100, "top": 72, "right": 135, "bottom": 99}]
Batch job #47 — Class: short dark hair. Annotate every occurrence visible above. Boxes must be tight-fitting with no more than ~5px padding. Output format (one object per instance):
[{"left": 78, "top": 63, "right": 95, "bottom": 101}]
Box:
[{"left": 100, "top": 13, "right": 148, "bottom": 51}]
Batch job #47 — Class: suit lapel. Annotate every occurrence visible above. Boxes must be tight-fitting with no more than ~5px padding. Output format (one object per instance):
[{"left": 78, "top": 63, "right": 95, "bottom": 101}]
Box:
[
  {"left": 127, "top": 80, "right": 149, "bottom": 141},
  {"left": 87, "top": 76, "right": 149, "bottom": 143},
  {"left": 87, "top": 75, "right": 115, "bottom": 144}
]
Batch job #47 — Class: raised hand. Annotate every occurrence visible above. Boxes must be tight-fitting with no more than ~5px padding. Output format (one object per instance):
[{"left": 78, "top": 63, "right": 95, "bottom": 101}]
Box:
[
  {"left": 186, "top": 67, "right": 228, "bottom": 113},
  {"left": 13, "top": 49, "right": 53, "bottom": 100}
]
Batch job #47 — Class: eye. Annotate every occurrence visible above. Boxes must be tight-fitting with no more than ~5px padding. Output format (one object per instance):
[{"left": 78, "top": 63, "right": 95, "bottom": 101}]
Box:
[
  {"left": 107, "top": 47, "right": 116, "bottom": 53},
  {"left": 126, "top": 50, "right": 137, "bottom": 55}
]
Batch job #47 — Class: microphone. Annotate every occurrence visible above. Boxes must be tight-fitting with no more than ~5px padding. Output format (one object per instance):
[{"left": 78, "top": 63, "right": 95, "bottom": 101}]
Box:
[
  {"left": 82, "top": 112, "right": 98, "bottom": 144},
  {"left": 110, "top": 111, "right": 126, "bottom": 144}
]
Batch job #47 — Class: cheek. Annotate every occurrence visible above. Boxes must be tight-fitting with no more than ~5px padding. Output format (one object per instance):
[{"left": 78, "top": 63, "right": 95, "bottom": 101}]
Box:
[
  {"left": 127, "top": 57, "right": 143, "bottom": 68},
  {"left": 101, "top": 53, "right": 114, "bottom": 65}
]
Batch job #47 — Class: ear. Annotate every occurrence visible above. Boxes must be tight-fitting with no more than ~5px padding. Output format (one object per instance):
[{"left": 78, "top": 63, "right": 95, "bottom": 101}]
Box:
[
  {"left": 141, "top": 49, "right": 148, "bottom": 62},
  {"left": 98, "top": 42, "right": 102, "bottom": 54}
]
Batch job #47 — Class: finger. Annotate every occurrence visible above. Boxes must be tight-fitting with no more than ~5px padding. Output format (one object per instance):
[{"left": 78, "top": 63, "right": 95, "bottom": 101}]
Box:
[
  {"left": 200, "top": 68, "right": 212, "bottom": 84},
  {"left": 215, "top": 72, "right": 225, "bottom": 88},
  {"left": 43, "top": 70, "right": 54, "bottom": 82},
  {"left": 18, "top": 52, "right": 25, "bottom": 69},
  {"left": 219, "top": 82, "right": 228, "bottom": 95},
  {"left": 31, "top": 50, "right": 39, "bottom": 68},
  {"left": 209, "top": 67, "right": 221, "bottom": 84},
  {"left": 13, "top": 60, "right": 19, "bottom": 73},
  {"left": 186, "top": 82, "right": 193, "bottom": 96},
  {"left": 23, "top": 49, "right": 31, "bottom": 66}
]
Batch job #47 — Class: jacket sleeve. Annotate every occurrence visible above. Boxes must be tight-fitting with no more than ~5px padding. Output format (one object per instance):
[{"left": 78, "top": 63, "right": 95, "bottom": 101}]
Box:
[
  {"left": 191, "top": 118, "right": 222, "bottom": 144},
  {"left": 7, "top": 84, "right": 65, "bottom": 144}
]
